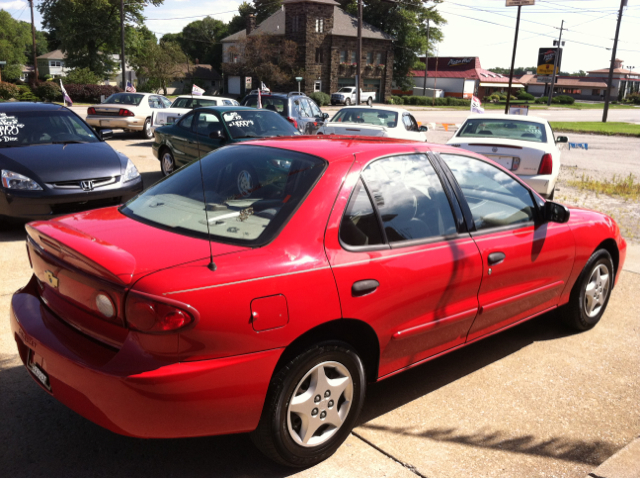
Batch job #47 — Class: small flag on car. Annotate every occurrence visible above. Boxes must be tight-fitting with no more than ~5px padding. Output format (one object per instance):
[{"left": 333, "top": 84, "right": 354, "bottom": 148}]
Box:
[
  {"left": 60, "top": 80, "right": 73, "bottom": 106},
  {"left": 260, "top": 82, "right": 270, "bottom": 92},
  {"left": 125, "top": 81, "right": 137, "bottom": 93},
  {"left": 257, "top": 88, "right": 262, "bottom": 109},
  {"left": 192, "top": 84, "right": 205, "bottom": 96},
  {"left": 471, "top": 95, "right": 484, "bottom": 114}
]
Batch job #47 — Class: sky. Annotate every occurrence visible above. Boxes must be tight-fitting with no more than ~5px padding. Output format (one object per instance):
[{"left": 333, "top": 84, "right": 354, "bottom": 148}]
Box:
[{"left": 1, "top": 0, "right": 639, "bottom": 74}]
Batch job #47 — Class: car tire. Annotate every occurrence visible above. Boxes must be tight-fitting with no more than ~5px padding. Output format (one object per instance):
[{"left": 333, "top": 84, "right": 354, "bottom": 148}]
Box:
[
  {"left": 160, "top": 149, "right": 175, "bottom": 176},
  {"left": 563, "top": 249, "right": 614, "bottom": 331},
  {"left": 345, "top": 98, "right": 351, "bottom": 106},
  {"left": 251, "top": 342, "right": 366, "bottom": 468},
  {"left": 548, "top": 188, "right": 555, "bottom": 201},
  {"left": 233, "top": 163, "right": 259, "bottom": 198},
  {"left": 141, "top": 118, "right": 153, "bottom": 139},
  {"left": 367, "top": 97, "right": 373, "bottom": 106}
]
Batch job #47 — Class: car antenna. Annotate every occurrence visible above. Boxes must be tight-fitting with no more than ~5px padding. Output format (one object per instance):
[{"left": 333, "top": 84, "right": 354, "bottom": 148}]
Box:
[{"left": 195, "top": 126, "right": 217, "bottom": 271}]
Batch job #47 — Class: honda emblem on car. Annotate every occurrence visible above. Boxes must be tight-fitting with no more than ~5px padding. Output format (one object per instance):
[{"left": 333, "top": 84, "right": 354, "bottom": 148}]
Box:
[{"left": 80, "top": 180, "right": 94, "bottom": 191}]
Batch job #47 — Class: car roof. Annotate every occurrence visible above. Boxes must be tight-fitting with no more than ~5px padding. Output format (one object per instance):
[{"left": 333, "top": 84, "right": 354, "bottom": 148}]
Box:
[
  {"left": 335, "top": 106, "right": 407, "bottom": 113},
  {"left": 0, "top": 102, "right": 70, "bottom": 113},
  {"left": 175, "top": 95, "right": 234, "bottom": 101},
  {"left": 465, "top": 113, "right": 550, "bottom": 124},
  {"left": 197, "top": 106, "right": 256, "bottom": 112}
]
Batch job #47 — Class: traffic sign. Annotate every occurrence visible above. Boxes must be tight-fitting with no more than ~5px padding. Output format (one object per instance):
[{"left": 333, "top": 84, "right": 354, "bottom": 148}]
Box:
[
  {"left": 506, "top": 0, "right": 535, "bottom": 5},
  {"left": 537, "top": 75, "right": 552, "bottom": 83}
]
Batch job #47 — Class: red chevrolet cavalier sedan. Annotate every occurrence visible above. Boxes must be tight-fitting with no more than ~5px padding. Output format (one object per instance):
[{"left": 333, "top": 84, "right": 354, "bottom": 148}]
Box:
[{"left": 11, "top": 137, "right": 626, "bottom": 467}]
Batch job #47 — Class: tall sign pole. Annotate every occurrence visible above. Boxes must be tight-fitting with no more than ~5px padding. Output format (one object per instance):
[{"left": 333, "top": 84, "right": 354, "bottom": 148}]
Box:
[
  {"left": 120, "top": 0, "right": 127, "bottom": 90},
  {"left": 603, "top": 0, "right": 627, "bottom": 123},
  {"left": 423, "top": 19, "right": 430, "bottom": 96},
  {"left": 547, "top": 20, "right": 565, "bottom": 106},
  {"left": 356, "top": 0, "right": 362, "bottom": 105},
  {"left": 29, "top": 0, "right": 39, "bottom": 81},
  {"left": 505, "top": 4, "right": 522, "bottom": 114}
]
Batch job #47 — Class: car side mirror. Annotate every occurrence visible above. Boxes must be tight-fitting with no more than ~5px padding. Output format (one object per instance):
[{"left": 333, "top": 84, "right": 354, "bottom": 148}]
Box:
[
  {"left": 544, "top": 201, "right": 570, "bottom": 224},
  {"left": 556, "top": 136, "right": 569, "bottom": 143},
  {"left": 419, "top": 125, "right": 428, "bottom": 132},
  {"left": 209, "top": 129, "right": 227, "bottom": 140},
  {"left": 99, "top": 129, "right": 113, "bottom": 140},
  {"left": 322, "top": 113, "right": 330, "bottom": 120}
]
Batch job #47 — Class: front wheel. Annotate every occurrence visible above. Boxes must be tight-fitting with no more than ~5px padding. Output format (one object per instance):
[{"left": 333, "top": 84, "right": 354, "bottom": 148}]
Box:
[
  {"left": 367, "top": 97, "right": 373, "bottom": 106},
  {"left": 160, "top": 149, "right": 175, "bottom": 176},
  {"left": 563, "top": 249, "right": 614, "bottom": 331},
  {"left": 141, "top": 118, "right": 153, "bottom": 139},
  {"left": 345, "top": 98, "right": 351, "bottom": 106},
  {"left": 233, "top": 163, "right": 258, "bottom": 198},
  {"left": 251, "top": 342, "right": 366, "bottom": 467}
]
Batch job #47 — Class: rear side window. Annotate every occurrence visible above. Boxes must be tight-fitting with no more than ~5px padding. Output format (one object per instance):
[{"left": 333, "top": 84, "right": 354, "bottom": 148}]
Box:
[
  {"left": 340, "top": 180, "right": 383, "bottom": 247},
  {"left": 245, "top": 96, "right": 287, "bottom": 115},
  {"left": 362, "top": 154, "right": 457, "bottom": 242},
  {"left": 122, "top": 145, "right": 326, "bottom": 246},
  {"left": 441, "top": 153, "right": 535, "bottom": 230}
]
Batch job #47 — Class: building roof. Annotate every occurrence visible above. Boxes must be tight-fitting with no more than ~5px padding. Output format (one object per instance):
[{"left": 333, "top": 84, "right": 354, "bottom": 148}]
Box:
[
  {"left": 37, "top": 50, "right": 66, "bottom": 60},
  {"left": 519, "top": 74, "right": 608, "bottom": 89},
  {"left": 411, "top": 57, "right": 521, "bottom": 83},
  {"left": 587, "top": 68, "right": 640, "bottom": 75},
  {"left": 221, "top": 6, "right": 392, "bottom": 42},
  {"left": 282, "top": 0, "right": 339, "bottom": 4}
]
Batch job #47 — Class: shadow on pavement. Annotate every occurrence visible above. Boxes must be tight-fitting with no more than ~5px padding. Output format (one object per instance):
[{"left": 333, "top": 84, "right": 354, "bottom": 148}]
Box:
[{"left": 0, "top": 220, "right": 27, "bottom": 243}]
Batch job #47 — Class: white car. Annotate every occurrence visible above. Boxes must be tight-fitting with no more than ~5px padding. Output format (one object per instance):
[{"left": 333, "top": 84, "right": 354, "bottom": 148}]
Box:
[
  {"left": 151, "top": 95, "right": 239, "bottom": 131},
  {"left": 86, "top": 92, "right": 171, "bottom": 139},
  {"left": 447, "top": 114, "right": 567, "bottom": 199},
  {"left": 317, "top": 106, "right": 428, "bottom": 142}
]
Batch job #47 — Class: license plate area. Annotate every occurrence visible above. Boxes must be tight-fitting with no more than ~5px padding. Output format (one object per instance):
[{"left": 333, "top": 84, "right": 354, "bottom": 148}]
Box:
[
  {"left": 487, "top": 155, "right": 517, "bottom": 170},
  {"left": 27, "top": 349, "right": 51, "bottom": 391},
  {"left": 100, "top": 120, "right": 111, "bottom": 127}
]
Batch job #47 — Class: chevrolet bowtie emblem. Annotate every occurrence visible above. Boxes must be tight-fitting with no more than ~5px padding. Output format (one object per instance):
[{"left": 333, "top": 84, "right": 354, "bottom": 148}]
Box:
[{"left": 44, "top": 270, "right": 59, "bottom": 289}]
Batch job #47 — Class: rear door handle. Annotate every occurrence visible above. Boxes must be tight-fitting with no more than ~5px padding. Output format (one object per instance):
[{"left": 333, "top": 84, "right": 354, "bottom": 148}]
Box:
[
  {"left": 487, "top": 252, "right": 506, "bottom": 266},
  {"left": 352, "top": 279, "right": 379, "bottom": 297}
]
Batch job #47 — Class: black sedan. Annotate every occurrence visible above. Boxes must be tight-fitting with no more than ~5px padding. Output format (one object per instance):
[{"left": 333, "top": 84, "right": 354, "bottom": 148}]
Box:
[{"left": 0, "top": 103, "right": 143, "bottom": 220}]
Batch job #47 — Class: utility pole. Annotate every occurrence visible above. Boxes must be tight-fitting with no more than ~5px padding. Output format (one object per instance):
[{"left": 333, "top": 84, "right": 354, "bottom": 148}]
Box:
[
  {"left": 505, "top": 5, "right": 522, "bottom": 115},
  {"left": 423, "top": 19, "right": 430, "bottom": 96},
  {"left": 356, "top": 0, "right": 362, "bottom": 105},
  {"left": 29, "top": 0, "right": 39, "bottom": 81},
  {"left": 120, "top": 0, "right": 126, "bottom": 90},
  {"left": 603, "top": 0, "right": 627, "bottom": 123},
  {"left": 547, "top": 20, "right": 565, "bottom": 106}
]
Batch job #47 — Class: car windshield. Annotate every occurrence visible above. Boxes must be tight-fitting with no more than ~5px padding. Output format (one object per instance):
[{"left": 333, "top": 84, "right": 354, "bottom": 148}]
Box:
[
  {"left": 221, "top": 110, "right": 299, "bottom": 139},
  {"left": 171, "top": 98, "right": 219, "bottom": 109},
  {"left": 457, "top": 119, "right": 548, "bottom": 143},
  {"left": 0, "top": 110, "right": 99, "bottom": 147},
  {"left": 121, "top": 145, "right": 326, "bottom": 246},
  {"left": 103, "top": 93, "right": 144, "bottom": 106},
  {"left": 338, "top": 88, "right": 354, "bottom": 93},
  {"left": 243, "top": 96, "right": 287, "bottom": 114},
  {"left": 331, "top": 108, "right": 398, "bottom": 128}
]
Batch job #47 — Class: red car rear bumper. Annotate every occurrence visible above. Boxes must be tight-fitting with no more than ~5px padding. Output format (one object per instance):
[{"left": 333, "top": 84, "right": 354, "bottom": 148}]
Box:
[{"left": 10, "top": 277, "right": 282, "bottom": 438}]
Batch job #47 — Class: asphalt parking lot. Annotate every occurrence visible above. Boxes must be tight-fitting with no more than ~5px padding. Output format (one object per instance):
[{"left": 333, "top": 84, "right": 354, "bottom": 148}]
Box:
[{"left": 1, "top": 112, "right": 639, "bottom": 476}]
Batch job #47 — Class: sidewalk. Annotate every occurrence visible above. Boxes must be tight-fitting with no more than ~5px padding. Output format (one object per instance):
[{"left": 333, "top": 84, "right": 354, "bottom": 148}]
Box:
[{"left": 590, "top": 436, "right": 640, "bottom": 478}]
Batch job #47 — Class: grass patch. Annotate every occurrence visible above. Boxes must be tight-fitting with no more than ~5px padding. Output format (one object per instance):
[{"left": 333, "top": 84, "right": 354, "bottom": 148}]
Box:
[
  {"left": 568, "top": 173, "right": 640, "bottom": 200},
  {"left": 550, "top": 121, "right": 640, "bottom": 137}
]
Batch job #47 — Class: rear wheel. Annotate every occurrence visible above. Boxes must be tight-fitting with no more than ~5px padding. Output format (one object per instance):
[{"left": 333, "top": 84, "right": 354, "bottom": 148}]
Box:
[
  {"left": 233, "top": 163, "right": 258, "bottom": 198},
  {"left": 251, "top": 342, "right": 366, "bottom": 467},
  {"left": 563, "top": 249, "right": 614, "bottom": 331},
  {"left": 160, "top": 149, "right": 175, "bottom": 176},
  {"left": 141, "top": 118, "right": 153, "bottom": 139},
  {"left": 367, "top": 97, "right": 373, "bottom": 106},
  {"left": 345, "top": 98, "right": 351, "bottom": 106}
]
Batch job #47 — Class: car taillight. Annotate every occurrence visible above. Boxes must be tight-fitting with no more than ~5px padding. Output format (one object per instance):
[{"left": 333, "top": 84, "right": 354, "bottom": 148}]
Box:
[
  {"left": 538, "top": 154, "right": 553, "bottom": 175},
  {"left": 125, "top": 291, "right": 197, "bottom": 333},
  {"left": 87, "top": 107, "right": 96, "bottom": 115},
  {"left": 119, "top": 109, "right": 135, "bottom": 117},
  {"left": 287, "top": 117, "right": 298, "bottom": 129}
]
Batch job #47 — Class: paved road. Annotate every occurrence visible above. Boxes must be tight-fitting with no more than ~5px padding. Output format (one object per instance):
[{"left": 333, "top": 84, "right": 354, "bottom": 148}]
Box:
[{"left": 1, "top": 124, "right": 639, "bottom": 477}]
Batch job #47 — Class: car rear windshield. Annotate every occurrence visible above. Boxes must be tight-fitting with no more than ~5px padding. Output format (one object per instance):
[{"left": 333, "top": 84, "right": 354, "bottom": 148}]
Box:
[
  {"left": 457, "top": 119, "right": 548, "bottom": 143},
  {"left": 104, "top": 93, "right": 144, "bottom": 106},
  {"left": 0, "top": 110, "right": 99, "bottom": 147},
  {"left": 331, "top": 108, "right": 398, "bottom": 128},
  {"left": 243, "top": 96, "right": 288, "bottom": 115},
  {"left": 221, "top": 110, "right": 299, "bottom": 139},
  {"left": 121, "top": 145, "right": 326, "bottom": 246},
  {"left": 172, "top": 98, "right": 218, "bottom": 108}
]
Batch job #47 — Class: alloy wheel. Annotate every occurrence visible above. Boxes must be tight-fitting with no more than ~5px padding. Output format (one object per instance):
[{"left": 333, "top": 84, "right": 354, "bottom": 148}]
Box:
[
  {"left": 584, "top": 263, "right": 610, "bottom": 318},
  {"left": 162, "top": 152, "right": 174, "bottom": 175},
  {"left": 237, "top": 169, "right": 254, "bottom": 196}
]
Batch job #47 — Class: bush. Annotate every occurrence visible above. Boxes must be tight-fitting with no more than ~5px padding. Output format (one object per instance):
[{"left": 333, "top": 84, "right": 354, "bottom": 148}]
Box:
[
  {"left": 553, "top": 94, "right": 575, "bottom": 105},
  {"left": 535, "top": 96, "right": 548, "bottom": 104},
  {"left": 64, "top": 68, "right": 102, "bottom": 85},
  {"left": 17, "top": 85, "right": 39, "bottom": 102},
  {"left": 62, "top": 84, "right": 123, "bottom": 103},
  {"left": 385, "top": 95, "right": 404, "bottom": 105},
  {"left": 0, "top": 82, "right": 21, "bottom": 100},
  {"left": 627, "top": 93, "right": 640, "bottom": 105},
  {"left": 308, "top": 91, "right": 330, "bottom": 107},
  {"left": 34, "top": 82, "right": 62, "bottom": 102},
  {"left": 517, "top": 91, "right": 535, "bottom": 101}
]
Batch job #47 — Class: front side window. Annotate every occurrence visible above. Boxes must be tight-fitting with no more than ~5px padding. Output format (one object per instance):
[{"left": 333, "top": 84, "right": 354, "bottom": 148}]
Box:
[
  {"left": 0, "top": 110, "right": 99, "bottom": 147},
  {"left": 441, "top": 153, "right": 535, "bottom": 230},
  {"left": 340, "top": 179, "right": 383, "bottom": 247},
  {"left": 456, "top": 119, "right": 548, "bottom": 143},
  {"left": 178, "top": 112, "right": 195, "bottom": 130},
  {"left": 244, "top": 96, "right": 287, "bottom": 114},
  {"left": 122, "top": 146, "right": 326, "bottom": 246},
  {"left": 332, "top": 108, "right": 398, "bottom": 128},
  {"left": 308, "top": 99, "right": 322, "bottom": 117},
  {"left": 361, "top": 154, "right": 457, "bottom": 242},
  {"left": 194, "top": 111, "right": 221, "bottom": 136}
]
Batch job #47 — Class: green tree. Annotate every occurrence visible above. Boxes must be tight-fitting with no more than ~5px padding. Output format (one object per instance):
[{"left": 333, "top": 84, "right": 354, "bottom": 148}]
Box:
[
  {"left": 39, "top": 0, "right": 163, "bottom": 77},
  {"left": 489, "top": 67, "right": 537, "bottom": 76},
  {"left": 65, "top": 67, "right": 102, "bottom": 84},
  {"left": 338, "top": 0, "right": 445, "bottom": 90},
  {"left": 254, "top": 0, "right": 279, "bottom": 23},
  {"left": 0, "top": 11, "right": 30, "bottom": 81},
  {"left": 130, "top": 40, "right": 184, "bottom": 95},
  {"left": 227, "top": 2, "right": 256, "bottom": 35},
  {"left": 179, "top": 17, "right": 228, "bottom": 70}
]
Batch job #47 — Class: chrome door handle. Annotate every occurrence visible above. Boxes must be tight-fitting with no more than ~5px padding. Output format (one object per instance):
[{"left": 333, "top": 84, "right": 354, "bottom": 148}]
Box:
[{"left": 488, "top": 252, "right": 506, "bottom": 266}]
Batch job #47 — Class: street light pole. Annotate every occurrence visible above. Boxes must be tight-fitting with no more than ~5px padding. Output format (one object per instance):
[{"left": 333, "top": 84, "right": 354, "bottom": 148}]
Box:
[
  {"left": 29, "top": 0, "right": 39, "bottom": 81},
  {"left": 603, "top": 0, "right": 627, "bottom": 123},
  {"left": 547, "top": 20, "right": 565, "bottom": 107},
  {"left": 120, "top": 0, "right": 127, "bottom": 90},
  {"left": 505, "top": 5, "right": 522, "bottom": 115},
  {"left": 423, "top": 19, "right": 430, "bottom": 96},
  {"left": 356, "top": 0, "right": 362, "bottom": 105}
]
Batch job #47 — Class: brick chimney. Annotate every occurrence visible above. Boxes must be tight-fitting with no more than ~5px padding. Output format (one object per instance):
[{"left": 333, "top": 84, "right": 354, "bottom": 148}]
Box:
[{"left": 246, "top": 14, "right": 256, "bottom": 35}]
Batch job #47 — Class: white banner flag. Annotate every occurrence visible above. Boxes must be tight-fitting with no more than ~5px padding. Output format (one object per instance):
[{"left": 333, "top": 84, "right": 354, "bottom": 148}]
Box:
[
  {"left": 192, "top": 84, "right": 205, "bottom": 96},
  {"left": 471, "top": 95, "right": 484, "bottom": 114},
  {"left": 60, "top": 80, "right": 73, "bottom": 106}
]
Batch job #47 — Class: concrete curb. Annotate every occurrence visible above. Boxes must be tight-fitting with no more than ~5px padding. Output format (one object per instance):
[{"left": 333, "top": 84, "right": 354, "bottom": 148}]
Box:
[
  {"left": 589, "top": 436, "right": 640, "bottom": 478},
  {"left": 623, "top": 243, "right": 640, "bottom": 275}
]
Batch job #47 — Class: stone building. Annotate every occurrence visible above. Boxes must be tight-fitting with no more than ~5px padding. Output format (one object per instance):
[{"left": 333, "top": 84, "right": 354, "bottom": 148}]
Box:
[{"left": 221, "top": 0, "right": 394, "bottom": 101}]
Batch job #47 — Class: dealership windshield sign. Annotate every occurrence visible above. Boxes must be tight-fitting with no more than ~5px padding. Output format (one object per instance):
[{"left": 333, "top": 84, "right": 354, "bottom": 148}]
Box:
[{"left": 537, "top": 48, "right": 562, "bottom": 75}]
